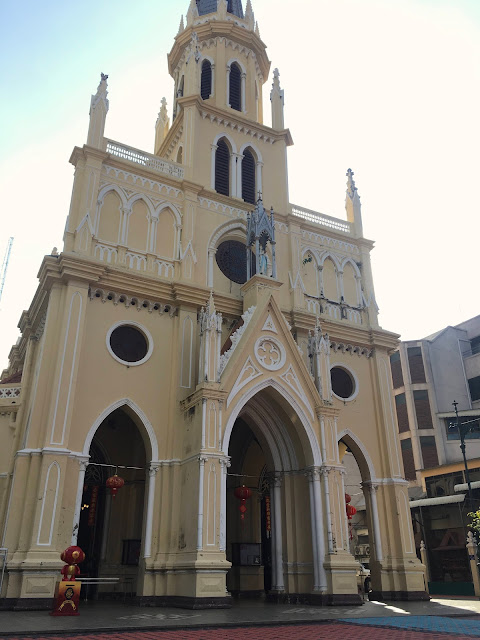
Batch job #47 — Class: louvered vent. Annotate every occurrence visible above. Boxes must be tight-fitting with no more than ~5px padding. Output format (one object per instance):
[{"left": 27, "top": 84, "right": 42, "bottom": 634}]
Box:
[
  {"left": 242, "top": 149, "right": 255, "bottom": 204},
  {"left": 215, "top": 140, "right": 230, "bottom": 196},
  {"left": 229, "top": 63, "right": 241, "bottom": 111},
  {"left": 201, "top": 60, "right": 212, "bottom": 100}
]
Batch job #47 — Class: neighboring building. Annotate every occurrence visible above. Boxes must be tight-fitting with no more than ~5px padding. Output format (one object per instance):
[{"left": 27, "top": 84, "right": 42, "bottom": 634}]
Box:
[
  {"left": 0, "top": 0, "right": 426, "bottom": 609},
  {"left": 390, "top": 316, "right": 480, "bottom": 593}
]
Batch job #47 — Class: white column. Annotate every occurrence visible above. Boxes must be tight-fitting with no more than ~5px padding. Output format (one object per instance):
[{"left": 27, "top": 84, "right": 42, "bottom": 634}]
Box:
[
  {"left": 236, "top": 153, "right": 244, "bottom": 198},
  {"left": 355, "top": 275, "right": 363, "bottom": 307},
  {"left": 210, "top": 144, "right": 218, "bottom": 190},
  {"left": 364, "top": 482, "right": 383, "bottom": 562},
  {"left": 308, "top": 472, "right": 320, "bottom": 590},
  {"left": 211, "top": 63, "right": 215, "bottom": 98},
  {"left": 320, "top": 467, "right": 334, "bottom": 553},
  {"left": 231, "top": 153, "right": 239, "bottom": 197},
  {"left": 338, "top": 467, "right": 349, "bottom": 550},
  {"left": 241, "top": 72, "right": 246, "bottom": 112},
  {"left": 255, "top": 161, "right": 263, "bottom": 199},
  {"left": 208, "top": 248, "right": 215, "bottom": 288},
  {"left": 144, "top": 462, "right": 160, "bottom": 558},
  {"left": 338, "top": 269, "right": 345, "bottom": 301},
  {"left": 201, "top": 398, "right": 207, "bottom": 449},
  {"left": 197, "top": 456, "right": 207, "bottom": 550},
  {"left": 71, "top": 458, "right": 89, "bottom": 545},
  {"left": 312, "top": 468, "right": 327, "bottom": 590},
  {"left": 219, "top": 457, "right": 230, "bottom": 551},
  {"left": 272, "top": 475, "right": 284, "bottom": 590},
  {"left": 149, "top": 217, "right": 158, "bottom": 253},
  {"left": 226, "top": 65, "right": 231, "bottom": 107},
  {"left": 120, "top": 207, "right": 131, "bottom": 245}
]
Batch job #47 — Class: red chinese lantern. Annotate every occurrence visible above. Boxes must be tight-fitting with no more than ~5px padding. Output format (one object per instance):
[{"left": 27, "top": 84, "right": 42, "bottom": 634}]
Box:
[
  {"left": 234, "top": 485, "right": 252, "bottom": 520},
  {"left": 346, "top": 503, "right": 357, "bottom": 520},
  {"left": 345, "top": 493, "right": 351, "bottom": 504},
  {"left": 106, "top": 473, "right": 124, "bottom": 498}
]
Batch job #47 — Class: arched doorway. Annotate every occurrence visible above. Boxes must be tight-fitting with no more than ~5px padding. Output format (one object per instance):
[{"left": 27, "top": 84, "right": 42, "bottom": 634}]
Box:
[
  {"left": 338, "top": 431, "right": 382, "bottom": 594},
  {"left": 225, "top": 386, "right": 319, "bottom": 599},
  {"left": 77, "top": 407, "right": 147, "bottom": 599}
]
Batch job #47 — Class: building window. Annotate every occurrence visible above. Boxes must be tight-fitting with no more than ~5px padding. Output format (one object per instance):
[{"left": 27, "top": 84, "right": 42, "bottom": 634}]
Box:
[
  {"left": 331, "top": 366, "right": 356, "bottom": 400},
  {"left": 390, "top": 351, "right": 404, "bottom": 389},
  {"left": 400, "top": 438, "right": 416, "bottom": 480},
  {"left": 229, "top": 62, "right": 242, "bottom": 111},
  {"left": 469, "top": 375, "right": 480, "bottom": 401},
  {"left": 242, "top": 148, "right": 256, "bottom": 204},
  {"left": 446, "top": 416, "right": 480, "bottom": 440},
  {"left": 395, "top": 393, "right": 409, "bottom": 433},
  {"left": 471, "top": 336, "right": 480, "bottom": 355},
  {"left": 107, "top": 322, "right": 153, "bottom": 366},
  {"left": 201, "top": 60, "right": 212, "bottom": 99},
  {"left": 408, "top": 346, "right": 426, "bottom": 383},
  {"left": 413, "top": 390, "right": 433, "bottom": 428},
  {"left": 215, "top": 139, "right": 230, "bottom": 196},
  {"left": 215, "top": 240, "right": 255, "bottom": 284},
  {"left": 420, "top": 436, "right": 439, "bottom": 469}
]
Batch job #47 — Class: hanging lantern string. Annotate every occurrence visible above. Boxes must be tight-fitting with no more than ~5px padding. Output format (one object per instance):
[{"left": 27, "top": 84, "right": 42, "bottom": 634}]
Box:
[{"left": 85, "top": 462, "right": 144, "bottom": 470}]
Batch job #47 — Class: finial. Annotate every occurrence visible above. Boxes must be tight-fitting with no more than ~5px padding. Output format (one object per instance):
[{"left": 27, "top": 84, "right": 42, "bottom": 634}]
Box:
[
  {"left": 255, "top": 21, "right": 260, "bottom": 37},
  {"left": 245, "top": 0, "right": 254, "bottom": 29},
  {"left": 178, "top": 15, "right": 185, "bottom": 33},
  {"left": 346, "top": 168, "right": 356, "bottom": 198}
]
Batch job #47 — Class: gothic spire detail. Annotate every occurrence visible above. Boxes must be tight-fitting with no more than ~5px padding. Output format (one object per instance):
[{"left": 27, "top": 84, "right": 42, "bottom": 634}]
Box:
[
  {"left": 154, "top": 98, "right": 170, "bottom": 155},
  {"left": 307, "top": 319, "right": 332, "bottom": 402},
  {"left": 178, "top": 14, "right": 185, "bottom": 34},
  {"left": 246, "top": 196, "right": 277, "bottom": 280},
  {"left": 87, "top": 73, "right": 109, "bottom": 148},
  {"left": 198, "top": 291, "right": 222, "bottom": 382},
  {"left": 345, "top": 168, "right": 363, "bottom": 237},
  {"left": 245, "top": 0, "right": 254, "bottom": 29},
  {"left": 270, "top": 68, "right": 284, "bottom": 130}
]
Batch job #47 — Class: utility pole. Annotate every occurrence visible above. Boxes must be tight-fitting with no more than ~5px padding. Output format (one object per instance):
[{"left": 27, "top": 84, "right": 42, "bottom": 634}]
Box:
[{"left": 0, "top": 237, "right": 14, "bottom": 306}]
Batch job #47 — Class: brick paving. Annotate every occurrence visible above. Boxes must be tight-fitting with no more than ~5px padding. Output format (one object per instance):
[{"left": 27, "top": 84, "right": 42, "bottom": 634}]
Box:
[{"left": 4, "top": 622, "right": 480, "bottom": 640}]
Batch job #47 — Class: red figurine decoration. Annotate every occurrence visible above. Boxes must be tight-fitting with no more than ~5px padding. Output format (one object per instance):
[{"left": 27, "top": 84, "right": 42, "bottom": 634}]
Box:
[
  {"left": 106, "top": 473, "right": 124, "bottom": 498},
  {"left": 234, "top": 485, "right": 252, "bottom": 521},
  {"left": 60, "top": 545, "right": 85, "bottom": 581},
  {"left": 51, "top": 546, "right": 85, "bottom": 616}
]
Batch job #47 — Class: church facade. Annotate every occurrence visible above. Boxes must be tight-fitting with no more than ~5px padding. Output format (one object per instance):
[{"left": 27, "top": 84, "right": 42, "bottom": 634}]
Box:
[{"left": 0, "top": 0, "right": 426, "bottom": 608}]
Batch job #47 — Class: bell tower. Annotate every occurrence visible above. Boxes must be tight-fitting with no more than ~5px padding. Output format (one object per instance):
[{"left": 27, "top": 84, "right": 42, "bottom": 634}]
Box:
[{"left": 157, "top": 0, "right": 292, "bottom": 214}]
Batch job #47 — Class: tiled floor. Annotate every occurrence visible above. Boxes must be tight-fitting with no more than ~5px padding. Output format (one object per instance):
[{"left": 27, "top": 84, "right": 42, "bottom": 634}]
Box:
[{"left": 5, "top": 621, "right": 480, "bottom": 640}]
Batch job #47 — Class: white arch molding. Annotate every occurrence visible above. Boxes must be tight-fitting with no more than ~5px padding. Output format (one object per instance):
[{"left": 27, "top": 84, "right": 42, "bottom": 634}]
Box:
[
  {"left": 72, "top": 399, "right": 160, "bottom": 557},
  {"left": 206, "top": 219, "right": 247, "bottom": 287}
]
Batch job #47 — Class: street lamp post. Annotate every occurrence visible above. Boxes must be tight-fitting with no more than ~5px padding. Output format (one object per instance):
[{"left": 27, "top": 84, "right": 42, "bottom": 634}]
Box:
[{"left": 452, "top": 400, "right": 473, "bottom": 505}]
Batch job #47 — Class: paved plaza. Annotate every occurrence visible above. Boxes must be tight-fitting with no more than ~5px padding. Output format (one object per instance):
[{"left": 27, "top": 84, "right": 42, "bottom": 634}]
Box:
[{"left": 1, "top": 597, "right": 480, "bottom": 639}]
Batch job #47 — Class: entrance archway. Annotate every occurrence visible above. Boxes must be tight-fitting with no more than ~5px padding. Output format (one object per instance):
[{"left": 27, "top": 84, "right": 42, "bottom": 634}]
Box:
[
  {"left": 338, "top": 430, "right": 382, "bottom": 592},
  {"left": 224, "top": 386, "right": 321, "bottom": 598},
  {"left": 77, "top": 407, "right": 147, "bottom": 599}
]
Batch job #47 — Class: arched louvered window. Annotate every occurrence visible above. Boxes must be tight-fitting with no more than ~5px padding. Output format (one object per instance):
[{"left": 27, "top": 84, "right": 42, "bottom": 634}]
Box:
[
  {"left": 201, "top": 60, "right": 212, "bottom": 100},
  {"left": 229, "top": 63, "right": 242, "bottom": 111},
  {"left": 242, "top": 149, "right": 255, "bottom": 204},
  {"left": 215, "top": 139, "right": 230, "bottom": 196}
]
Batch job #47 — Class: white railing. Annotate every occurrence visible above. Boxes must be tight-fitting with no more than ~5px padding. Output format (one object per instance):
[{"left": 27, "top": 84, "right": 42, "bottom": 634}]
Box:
[
  {"left": 106, "top": 140, "right": 184, "bottom": 180},
  {"left": 0, "top": 386, "right": 21, "bottom": 399},
  {"left": 290, "top": 205, "right": 352, "bottom": 235}
]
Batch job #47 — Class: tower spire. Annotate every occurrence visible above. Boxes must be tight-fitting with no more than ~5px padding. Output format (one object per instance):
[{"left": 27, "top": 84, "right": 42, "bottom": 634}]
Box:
[
  {"left": 87, "top": 73, "right": 109, "bottom": 149},
  {"left": 345, "top": 168, "right": 363, "bottom": 237},
  {"left": 154, "top": 98, "right": 170, "bottom": 155},
  {"left": 270, "top": 68, "right": 284, "bottom": 130}
]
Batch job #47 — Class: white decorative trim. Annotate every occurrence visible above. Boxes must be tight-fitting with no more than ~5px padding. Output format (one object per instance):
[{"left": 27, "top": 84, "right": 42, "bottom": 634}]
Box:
[
  {"left": 36, "top": 461, "right": 60, "bottom": 546},
  {"left": 223, "top": 377, "right": 322, "bottom": 467},
  {"left": 336, "top": 429, "right": 377, "bottom": 482},
  {"left": 0, "top": 387, "right": 21, "bottom": 398},
  {"left": 227, "top": 356, "right": 262, "bottom": 407},
  {"left": 219, "top": 306, "right": 255, "bottom": 375},
  {"left": 254, "top": 336, "right": 286, "bottom": 371},
  {"left": 50, "top": 292, "right": 83, "bottom": 446},
  {"left": 280, "top": 365, "right": 314, "bottom": 418},
  {"left": 261, "top": 314, "right": 277, "bottom": 334},
  {"left": 330, "top": 363, "right": 360, "bottom": 402},
  {"left": 83, "top": 398, "right": 159, "bottom": 461},
  {"left": 103, "top": 166, "right": 183, "bottom": 199},
  {"left": 89, "top": 287, "right": 177, "bottom": 316},
  {"left": 106, "top": 321, "right": 154, "bottom": 367}
]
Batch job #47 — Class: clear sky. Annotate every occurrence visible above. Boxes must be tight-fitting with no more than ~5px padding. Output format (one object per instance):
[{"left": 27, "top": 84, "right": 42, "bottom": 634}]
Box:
[{"left": 1, "top": 0, "right": 479, "bottom": 369}]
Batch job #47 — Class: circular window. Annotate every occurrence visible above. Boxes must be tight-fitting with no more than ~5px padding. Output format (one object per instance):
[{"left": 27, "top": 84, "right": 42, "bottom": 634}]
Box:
[
  {"left": 216, "top": 240, "right": 256, "bottom": 284},
  {"left": 107, "top": 322, "right": 153, "bottom": 366},
  {"left": 331, "top": 366, "right": 357, "bottom": 400}
]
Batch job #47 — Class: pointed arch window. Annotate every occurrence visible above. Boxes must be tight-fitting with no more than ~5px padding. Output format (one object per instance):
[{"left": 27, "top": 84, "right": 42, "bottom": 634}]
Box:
[
  {"left": 201, "top": 60, "right": 212, "bottom": 100},
  {"left": 215, "top": 139, "right": 230, "bottom": 196},
  {"left": 229, "top": 62, "right": 242, "bottom": 111},
  {"left": 242, "top": 148, "right": 256, "bottom": 204}
]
